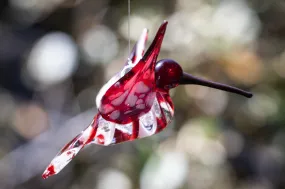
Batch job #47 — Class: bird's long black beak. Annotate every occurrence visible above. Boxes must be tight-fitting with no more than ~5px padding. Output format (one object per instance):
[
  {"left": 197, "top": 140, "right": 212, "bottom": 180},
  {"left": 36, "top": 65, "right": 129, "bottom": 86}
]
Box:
[{"left": 179, "top": 72, "right": 253, "bottom": 98}]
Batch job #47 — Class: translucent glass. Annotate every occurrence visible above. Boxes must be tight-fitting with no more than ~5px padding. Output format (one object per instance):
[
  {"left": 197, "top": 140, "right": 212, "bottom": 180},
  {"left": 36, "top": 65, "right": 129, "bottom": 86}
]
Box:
[{"left": 42, "top": 21, "right": 174, "bottom": 179}]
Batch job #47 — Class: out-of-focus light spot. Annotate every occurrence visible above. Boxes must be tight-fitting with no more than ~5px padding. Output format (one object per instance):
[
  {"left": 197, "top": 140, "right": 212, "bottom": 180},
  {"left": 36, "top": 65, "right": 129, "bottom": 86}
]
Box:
[
  {"left": 12, "top": 103, "right": 49, "bottom": 139},
  {"left": 157, "top": 137, "right": 177, "bottom": 154},
  {"left": 199, "top": 140, "right": 226, "bottom": 166},
  {"left": 80, "top": 25, "right": 118, "bottom": 64},
  {"left": 0, "top": 91, "right": 16, "bottom": 125},
  {"left": 176, "top": 0, "right": 205, "bottom": 11},
  {"left": 187, "top": 163, "right": 233, "bottom": 189},
  {"left": 112, "top": 154, "right": 135, "bottom": 173},
  {"left": 10, "top": 0, "right": 38, "bottom": 10},
  {"left": 105, "top": 58, "right": 126, "bottom": 80},
  {"left": 164, "top": 11, "right": 204, "bottom": 62},
  {"left": 97, "top": 168, "right": 132, "bottom": 189},
  {"left": 27, "top": 32, "right": 78, "bottom": 87},
  {"left": 177, "top": 119, "right": 210, "bottom": 155},
  {"left": 177, "top": 120, "right": 207, "bottom": 156},
  {"left": 212, "top": 0, "right": 260, "bottom": 45},
  {"left": 9, "top": 0, "right": 65, "bottom": 24},
  {"left": 177, "top": 119, "right": 226, "bottom": 166},
  {"left": 221, "top": 130, "right": 244, "bottom": 157},
  {"left": 185, "top": 81, "right": 228, "bottom": 116},
  {"left": 195, "top": 89, "right": 228, "bottom": 116},
  {"left": 247, "top": 93, "right": 278, "bottom": 122},
  {"left": 165, "top": 0, "right": 260, "bottom": 64},
  {"left": 184, "top": 84, "right": 209, "bottom": 100},
  {"left": 140, "top": 152, "right": 188, "bottom": 189},
  {"left": 220, "top": 50, "right": 263, "bottom": 85},
  {"left": 119, "top": 12, "right": 163, "bottom": 42},
  {"left": 120, "top": 15, "right": 149, "bottom": 41}
]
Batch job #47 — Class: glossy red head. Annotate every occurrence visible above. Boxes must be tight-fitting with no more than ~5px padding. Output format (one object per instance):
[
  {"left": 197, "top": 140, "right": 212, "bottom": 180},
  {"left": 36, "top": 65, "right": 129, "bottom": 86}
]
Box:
[{"left": 155, "top": 59, "right": 183, "bottom": 90}]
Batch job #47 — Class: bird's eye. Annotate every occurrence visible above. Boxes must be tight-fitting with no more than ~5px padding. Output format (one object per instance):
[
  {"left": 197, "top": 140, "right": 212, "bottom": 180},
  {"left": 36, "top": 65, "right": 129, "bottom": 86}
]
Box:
[{"left": 155, "top": 59, "right": 183, "bottom": 90}]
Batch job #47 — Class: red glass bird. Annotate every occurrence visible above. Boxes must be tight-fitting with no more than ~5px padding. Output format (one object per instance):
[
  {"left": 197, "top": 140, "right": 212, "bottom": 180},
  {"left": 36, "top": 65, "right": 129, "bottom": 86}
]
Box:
[{"left": 42, "top": 21, "right": 252, "bottom": 179}]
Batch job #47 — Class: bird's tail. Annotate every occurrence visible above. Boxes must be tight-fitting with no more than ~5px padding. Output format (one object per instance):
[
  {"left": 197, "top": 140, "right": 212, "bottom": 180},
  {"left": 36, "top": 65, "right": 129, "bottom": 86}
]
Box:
[{"left": 42, "top": 117, "right": 97, "bottom": 179}]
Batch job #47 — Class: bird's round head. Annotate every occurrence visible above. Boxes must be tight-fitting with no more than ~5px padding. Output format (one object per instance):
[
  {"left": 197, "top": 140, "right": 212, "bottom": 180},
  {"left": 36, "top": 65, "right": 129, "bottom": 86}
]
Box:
[{"left": 155, "top": 59, "right": 183, "bottom": 90}]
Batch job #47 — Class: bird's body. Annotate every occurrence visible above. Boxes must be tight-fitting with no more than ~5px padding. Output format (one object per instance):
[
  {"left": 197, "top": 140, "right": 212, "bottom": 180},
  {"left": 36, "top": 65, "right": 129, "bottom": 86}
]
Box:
[{"left": 42, "top": 21, "right": 252, "bottom": 179}]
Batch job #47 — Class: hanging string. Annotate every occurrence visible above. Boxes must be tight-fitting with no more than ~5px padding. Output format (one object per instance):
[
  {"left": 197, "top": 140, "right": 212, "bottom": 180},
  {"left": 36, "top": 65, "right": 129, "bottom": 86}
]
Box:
[{"left": 128, "top": 0, "right": 131, "bottom": 56}]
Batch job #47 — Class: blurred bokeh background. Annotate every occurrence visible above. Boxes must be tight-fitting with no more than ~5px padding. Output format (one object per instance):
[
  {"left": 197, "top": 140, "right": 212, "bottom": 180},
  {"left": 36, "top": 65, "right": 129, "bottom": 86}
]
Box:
[{"left": 0, "top": 0, "right": 285, "bottom": 188}]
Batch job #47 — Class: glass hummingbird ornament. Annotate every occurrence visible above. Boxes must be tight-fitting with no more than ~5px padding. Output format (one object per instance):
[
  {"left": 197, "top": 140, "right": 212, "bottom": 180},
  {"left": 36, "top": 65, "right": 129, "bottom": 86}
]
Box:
[{"left": 42, "top": 21, "right": 252, "bottom": 179}]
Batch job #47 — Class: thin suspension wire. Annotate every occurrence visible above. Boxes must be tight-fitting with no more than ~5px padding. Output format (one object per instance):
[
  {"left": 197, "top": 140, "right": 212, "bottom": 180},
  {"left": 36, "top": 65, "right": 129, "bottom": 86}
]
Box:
[{"left": 128, "top": 0, "right": 131, "bottom": 58}]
